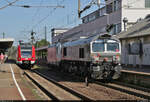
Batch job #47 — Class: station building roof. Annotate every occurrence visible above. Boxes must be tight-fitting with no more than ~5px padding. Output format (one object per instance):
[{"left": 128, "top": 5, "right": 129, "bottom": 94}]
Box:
[
  {"left": 118, "top": 17, "right": 150, "bottom": 40},
  {"left": 0, "top": 38, "right": 14, "bottom": 52}
]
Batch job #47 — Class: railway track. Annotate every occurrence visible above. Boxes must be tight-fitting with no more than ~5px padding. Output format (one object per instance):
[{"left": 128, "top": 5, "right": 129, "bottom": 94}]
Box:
[
  {"left": 53, "top": 68, "right": 150, "bottom": 100},
  {"left": 63, "top": 72, "right": 150, "bottom": 100},
  {"left": 48, "top": 68, "right": 149, "bottom": 100},
  {"left": 23, "top": 66, "right": 149, "bottom": 100},
  {"left": 24, "top": 70, "right": 92, "bottom": 101},
  {"left": 94, "top": 81, "right": 150, "bottom": 100}
]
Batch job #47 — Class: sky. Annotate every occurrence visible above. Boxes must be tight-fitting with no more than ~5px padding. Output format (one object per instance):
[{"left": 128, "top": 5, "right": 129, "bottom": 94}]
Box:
[{"left": 0, "top": 0, "right": 105, "bottom": 46}]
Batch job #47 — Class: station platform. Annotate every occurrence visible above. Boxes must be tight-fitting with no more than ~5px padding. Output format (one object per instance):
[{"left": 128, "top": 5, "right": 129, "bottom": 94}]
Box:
[
  {"left": 121, "top": 66, "right": 150, "bottom": 76},
  {"left": 119, "top": 66, "right": 150, "bottom": 88},
  {"left": 0, "top": 38, "right": 14, "bottom": 52}
]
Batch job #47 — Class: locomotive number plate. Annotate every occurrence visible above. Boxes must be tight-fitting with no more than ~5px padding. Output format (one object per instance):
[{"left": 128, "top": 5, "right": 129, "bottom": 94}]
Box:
[{"left": 24, "top": 61, "right": 29, "bottom": 64}]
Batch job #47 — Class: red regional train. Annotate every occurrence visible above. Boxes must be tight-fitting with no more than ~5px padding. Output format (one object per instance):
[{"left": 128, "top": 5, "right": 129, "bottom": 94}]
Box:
[{"left": 16, "top": 42, "right": 36, "bottom": 69}]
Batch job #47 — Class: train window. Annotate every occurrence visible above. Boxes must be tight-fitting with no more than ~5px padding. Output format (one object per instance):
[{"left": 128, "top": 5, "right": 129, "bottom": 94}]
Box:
[
  {"left": 21, "top": 51, "right": 32, "bottom": 58},
  {"left": 145, "top": 0, "right": 150, "bottom": 8},
  {"left": 107, "top": 43, "right": 119, "bottom": 52},
  {"left": 92, "top": 42, "right": 104, "bottom": 52},
  {"left": 63, "top": 47, "right": 67, "bottom": 56},
  {"left": 79, "top": 48, "right": 84, "bottom": 58}
]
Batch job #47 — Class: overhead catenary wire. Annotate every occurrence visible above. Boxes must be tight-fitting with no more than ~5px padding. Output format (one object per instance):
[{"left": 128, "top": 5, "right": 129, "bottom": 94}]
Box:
[
  {"left": 24, "top": 0, "right": 92, "bottom": 35},
  {"left": 17, "top": 0, "right": 65, "bottom": 42},
  {"left": 4, "top": 0, "right": 10, "bottom": 3},
  {"left": 32, "top": 0, "right": 142, "bottom": 31},
  {"left": 10, "top": 4, "right": 65, "bottom": 8},
  {"left": 31, "top": 0, "right": 44, "bottom": 22},
  {"left": 30, "top": 0, "right": 65, "bottom": 29},
  {"left": 0, "top": 0, "right": 21, "bottom": 10},
  {"left": 23, "top": 0, "right": 65, "bottom": 43},
  {"left": 19, "top": 0, "right": 141, "bottom": 41},
  {"left": 55, "top": 0, "right": 91, "bottom": 28}
]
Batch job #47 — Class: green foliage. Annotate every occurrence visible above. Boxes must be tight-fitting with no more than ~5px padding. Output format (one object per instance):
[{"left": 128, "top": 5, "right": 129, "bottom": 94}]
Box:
[
  {"left": 8, "top": 46, "right": 17, "bottom": 59},
  {"left": 35, "top": 39, "right": 50, "bottom": 48}
]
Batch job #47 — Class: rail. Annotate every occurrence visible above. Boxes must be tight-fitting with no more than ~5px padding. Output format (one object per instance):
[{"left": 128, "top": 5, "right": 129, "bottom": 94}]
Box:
[
  {"left": 24, "top": 70, "right": 92, "bottom": 101},
  {"left": 94, "top": 81, "right": 150, "bottom": 100}
]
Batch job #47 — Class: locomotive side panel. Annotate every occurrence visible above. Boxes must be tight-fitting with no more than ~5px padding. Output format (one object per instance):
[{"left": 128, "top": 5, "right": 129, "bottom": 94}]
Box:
[
  {"left": 16, "top": 45, "right": 22, "bottom": 64},
  {"left": 62, "top": 44, "right": 91, "bottom": 61},
  {"left": 47, "top": 34, "right": 122, "bottom": 80},
  {"left": 47, "top": 47, "right": 57, "bottom": 64}
]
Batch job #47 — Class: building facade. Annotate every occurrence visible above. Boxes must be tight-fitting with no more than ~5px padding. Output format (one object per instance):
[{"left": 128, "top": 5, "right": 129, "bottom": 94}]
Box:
[
  {"left": 52, "top": 0, "right": 150, "bottom": 44},
  {"left": 51, "top": 28, "right": 69, "bottom": 38},
  {"left": 118, "top": 17, "right": 150, "bottom": 67}
]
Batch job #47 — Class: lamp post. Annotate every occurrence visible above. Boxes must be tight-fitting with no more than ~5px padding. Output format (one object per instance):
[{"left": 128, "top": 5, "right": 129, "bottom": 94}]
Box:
[{"left": 123, "top": 17, "right": 128, "bottom": 31}]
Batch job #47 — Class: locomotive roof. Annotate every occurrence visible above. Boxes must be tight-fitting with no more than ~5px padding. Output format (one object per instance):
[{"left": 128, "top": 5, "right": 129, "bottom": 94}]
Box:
[{"left": 63, "top": 34, "right": 119, "bottom": 47}]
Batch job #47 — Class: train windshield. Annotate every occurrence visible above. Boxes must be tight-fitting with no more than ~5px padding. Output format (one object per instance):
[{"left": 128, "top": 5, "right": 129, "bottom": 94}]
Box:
[
  {"left": 21, "top": 51, "right": 32, "bottom": 58},
  {"left": 92, "top": 42, "right": 104, "bottom": 52},
  {"left": 107, "top": 43, "right": 119, "bottom": 52}
]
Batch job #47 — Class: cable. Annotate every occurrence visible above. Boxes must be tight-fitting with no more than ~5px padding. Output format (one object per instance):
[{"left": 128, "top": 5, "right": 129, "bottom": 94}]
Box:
[
  {"left": 32, "top": 0, "right": 44, "bottom": 22},
  {"left": 4, "top": 0, "right": 10, "bottom": 3},
  {"left": 10, "top": 4, "right": 65, "bottom": 8},
  {"left": 0, "top": 0, "right": 20, "bottom": 10},
  {"left": 31, "top": 0, "right": 65, "bottom": 29},
  {"left": 32, "top": 8, "right": 57, "bottom": 29}
]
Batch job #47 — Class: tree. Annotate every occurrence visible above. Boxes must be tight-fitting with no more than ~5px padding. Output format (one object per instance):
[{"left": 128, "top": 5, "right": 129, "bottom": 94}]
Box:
[
  {"left": 35, "top": 39, "right": 50, "bottom": 48},
  {"left": 7, "top": 46, "right": 17, "bottom": 59}
]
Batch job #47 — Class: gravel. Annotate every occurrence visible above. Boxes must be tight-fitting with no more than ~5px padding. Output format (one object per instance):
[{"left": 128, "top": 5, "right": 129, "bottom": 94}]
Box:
[{"left": 33, "top": 66, "right": 143, "bottom": 100}]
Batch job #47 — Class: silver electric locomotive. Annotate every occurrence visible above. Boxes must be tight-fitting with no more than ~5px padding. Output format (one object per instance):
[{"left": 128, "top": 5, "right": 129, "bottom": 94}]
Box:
[{"left": 47, "top": 34, "right": 121, "bottom": 80}]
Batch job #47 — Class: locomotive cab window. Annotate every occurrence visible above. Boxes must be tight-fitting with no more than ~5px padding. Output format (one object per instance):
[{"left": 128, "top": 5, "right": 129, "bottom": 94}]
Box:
[
  {"left": 63, "top": 47, "right": 67, "bottom": 56},
  {"left": 107, "top": 40, "right": 119, "bottom": 52},
  {"left": 107, "top": 43, "right": 119, "bottom": 52},
  {"left": 79, "top": 48, "right": 84, "bottom": 58},
  {"left": 92, "top": 41, "right": 104, "bottom": 52}
]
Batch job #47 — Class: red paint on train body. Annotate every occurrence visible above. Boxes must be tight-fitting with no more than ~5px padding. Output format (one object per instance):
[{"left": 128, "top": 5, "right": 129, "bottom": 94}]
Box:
[{"left": 16, "top": 44, "right": 36, "bottom": 69}]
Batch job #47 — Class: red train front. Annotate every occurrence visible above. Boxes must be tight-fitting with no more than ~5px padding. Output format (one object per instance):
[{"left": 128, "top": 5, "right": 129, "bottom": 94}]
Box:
[{"left": 16, "top": 43, "right": 36, "bottom": 69}]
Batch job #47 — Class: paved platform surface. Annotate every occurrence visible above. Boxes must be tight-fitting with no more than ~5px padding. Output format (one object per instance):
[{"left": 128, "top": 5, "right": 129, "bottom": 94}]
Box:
[{"left": 0, "top": 64, "right": 47, "bottom": 100}]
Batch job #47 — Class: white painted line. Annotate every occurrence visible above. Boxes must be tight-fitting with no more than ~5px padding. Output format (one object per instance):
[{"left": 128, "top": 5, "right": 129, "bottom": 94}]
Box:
[{"left": 9, "top": 64, "right": 26, "bottom": 100}]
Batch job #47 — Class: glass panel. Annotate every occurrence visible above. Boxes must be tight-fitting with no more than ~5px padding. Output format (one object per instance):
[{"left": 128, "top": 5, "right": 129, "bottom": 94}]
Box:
[
  {"left": 21, "top": 51, "right": 32, "bottom": 58},
  {"left": 107, "top": 43, "right": 119, "bottom": 52},
  {"left": 92, "top": 42, "right": 104, "bottom": 52},
  {"left": 114, "top": 0, "right": 117, "bottom": 11},
  {"left": 106, "top": 3, "right": 113, "bottom": 14},
  {"left": 145, "top": 0, "right": 150, "bottom": 8}
]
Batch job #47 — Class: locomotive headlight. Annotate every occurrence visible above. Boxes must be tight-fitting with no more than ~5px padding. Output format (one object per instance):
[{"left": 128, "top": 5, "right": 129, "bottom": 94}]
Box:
[
  {"left": 31, "top": 57, "right": 35, "bottom": 60},
  {"left": 116, "top": 55, "right": 120, "bottom": 61},
  {"left": 113, "top": 55, "right": 120, "bottom": 62},
  {"left": 115, "top": 64, "right": 122, "bottom": 72},
  {"left": 91, "top": 54, "right": 98, "bottom": 60},
  {"left": 113, "top": 56, "right": 116, "bottom": 61}
]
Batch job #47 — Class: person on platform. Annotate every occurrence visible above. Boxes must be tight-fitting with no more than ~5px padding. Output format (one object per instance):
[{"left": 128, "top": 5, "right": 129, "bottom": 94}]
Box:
[{"left": 0, "top": 53, "right": 4, "bottom": 64}]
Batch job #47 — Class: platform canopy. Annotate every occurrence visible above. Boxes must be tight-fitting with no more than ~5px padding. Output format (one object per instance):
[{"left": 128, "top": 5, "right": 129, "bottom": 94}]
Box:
[{"left": 0, "top": 38, "right": 14, "bottom": 52}]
